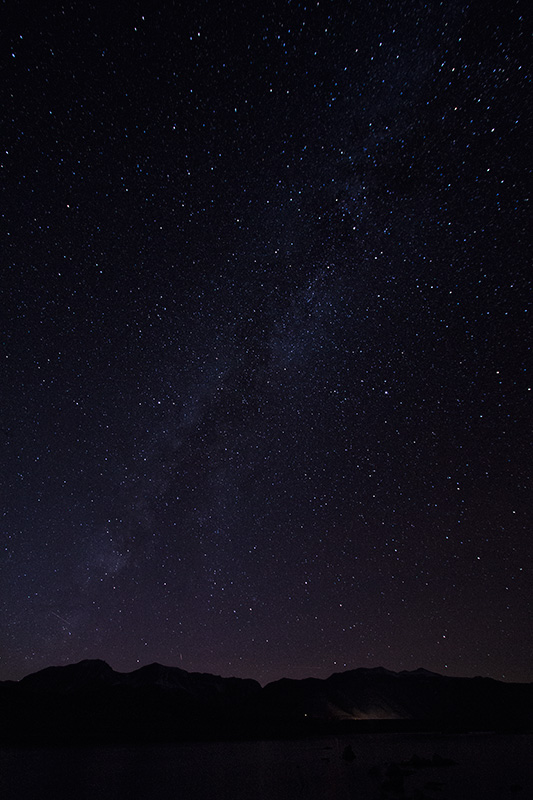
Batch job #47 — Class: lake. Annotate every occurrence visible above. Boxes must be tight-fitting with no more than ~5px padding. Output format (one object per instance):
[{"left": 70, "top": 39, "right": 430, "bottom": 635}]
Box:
[{"left": 1, "top": 731, "right": 531, "bottom": 799}]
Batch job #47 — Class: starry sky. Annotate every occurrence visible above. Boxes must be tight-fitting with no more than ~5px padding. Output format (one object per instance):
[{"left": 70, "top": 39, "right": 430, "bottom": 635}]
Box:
[{"left": 1, "top": 0, "right": 531, "bottom": 686}]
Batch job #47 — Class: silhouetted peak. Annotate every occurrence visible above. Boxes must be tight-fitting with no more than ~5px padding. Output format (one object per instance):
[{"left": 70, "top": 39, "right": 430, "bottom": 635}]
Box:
[
  {"left": 127, "top": 662, "right": 190, "bottom": 689},
  {"left": 402, "top": 668, "right": 442, "bottom": 678},
  {"left": 20, "top": 659, "right": 117, "bottom": 691},
  {"left": 358, "top": 667, "right": 397, "bottom": 675},
  {"left": 76, "top": 659, "right": 114, "bottom": 672}
]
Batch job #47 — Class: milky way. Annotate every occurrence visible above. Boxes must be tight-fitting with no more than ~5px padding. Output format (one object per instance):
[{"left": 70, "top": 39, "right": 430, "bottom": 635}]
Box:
[{"left": 1, "top": 0, "right": 531, "bottom": 684}]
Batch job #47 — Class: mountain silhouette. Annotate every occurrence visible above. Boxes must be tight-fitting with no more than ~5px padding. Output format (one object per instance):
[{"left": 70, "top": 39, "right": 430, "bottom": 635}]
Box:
[{"left": 1, "top": 661, "right": 531, "bottom": 744}]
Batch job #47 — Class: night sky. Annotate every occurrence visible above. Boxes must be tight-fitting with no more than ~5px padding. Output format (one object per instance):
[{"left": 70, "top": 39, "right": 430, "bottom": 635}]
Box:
[{"left": 2, "top": 0, "right": 531, "bottom": 686}]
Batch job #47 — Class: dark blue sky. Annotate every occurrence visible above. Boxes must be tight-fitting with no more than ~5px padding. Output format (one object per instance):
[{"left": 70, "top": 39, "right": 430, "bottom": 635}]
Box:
[{"left": 1, "top": 0, "right": 531, "bottom": 685}]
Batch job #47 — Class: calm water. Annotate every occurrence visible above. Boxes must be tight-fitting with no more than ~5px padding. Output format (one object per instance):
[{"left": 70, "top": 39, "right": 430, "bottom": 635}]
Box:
[{"left": 1, "top": 732, "right": 531, "bottom": 799}]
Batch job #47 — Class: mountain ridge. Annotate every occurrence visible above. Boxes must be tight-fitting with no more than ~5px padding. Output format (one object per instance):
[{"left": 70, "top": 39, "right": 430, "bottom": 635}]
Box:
[
  {"left": 14, "top": 658, "right": 521, "bottom": 688},
  {"left": 1, "top": 659, "right": 531, "bottom": 744}
]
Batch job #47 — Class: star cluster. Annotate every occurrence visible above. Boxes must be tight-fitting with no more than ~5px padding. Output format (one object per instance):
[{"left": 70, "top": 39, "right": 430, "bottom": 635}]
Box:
[{"left": 1, "top": 0, "right": 531, "bottom": 685}]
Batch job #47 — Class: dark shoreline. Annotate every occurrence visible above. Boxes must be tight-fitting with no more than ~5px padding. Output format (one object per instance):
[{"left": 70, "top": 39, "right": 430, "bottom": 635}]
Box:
[{"left": 2, "top": 715, "right": 530, "bottom": 749}]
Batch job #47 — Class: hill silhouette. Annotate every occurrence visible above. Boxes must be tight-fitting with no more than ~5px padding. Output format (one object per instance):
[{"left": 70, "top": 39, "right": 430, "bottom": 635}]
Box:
[{"left": 1, "top": 661, "right": 531, "bottom": 744}]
